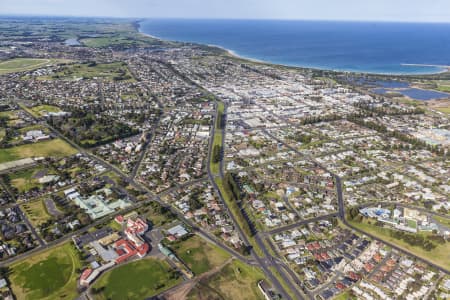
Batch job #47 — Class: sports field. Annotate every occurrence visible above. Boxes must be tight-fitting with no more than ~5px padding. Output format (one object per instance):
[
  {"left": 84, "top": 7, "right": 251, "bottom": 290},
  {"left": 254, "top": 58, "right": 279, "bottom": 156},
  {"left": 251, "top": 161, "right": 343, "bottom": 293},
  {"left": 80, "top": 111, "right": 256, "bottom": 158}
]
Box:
[
  {"left": 38, "top": 61, "right": 134, "bottom": 81},
  {"left": 0, "top": 138, "right": 78, "bottom": 164},
  {"left": 29, "top": 105, "right": 62, "bottom": 117},
  {"left": 0, "top": 58, "right": 66, "bottom": 75},
  {"left": 92, "top": 258, "right": 182, "bottom": 300},
  {"left": 9, "top": 242, "right": 82, "bottom": 300}
]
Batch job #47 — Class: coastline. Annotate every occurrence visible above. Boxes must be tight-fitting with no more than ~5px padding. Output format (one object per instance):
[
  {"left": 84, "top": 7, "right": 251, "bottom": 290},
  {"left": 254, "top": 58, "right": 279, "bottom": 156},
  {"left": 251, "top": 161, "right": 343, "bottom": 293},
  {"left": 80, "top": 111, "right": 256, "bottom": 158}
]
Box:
[
  {"left": 401, "top": 63, "right": 450, "bottom": 73},
  {"left": 137, "top": 21, "right": 449, "bottom": 76},
  {"left": 138, "top": 27, "right": 267, "bottom": 65}
]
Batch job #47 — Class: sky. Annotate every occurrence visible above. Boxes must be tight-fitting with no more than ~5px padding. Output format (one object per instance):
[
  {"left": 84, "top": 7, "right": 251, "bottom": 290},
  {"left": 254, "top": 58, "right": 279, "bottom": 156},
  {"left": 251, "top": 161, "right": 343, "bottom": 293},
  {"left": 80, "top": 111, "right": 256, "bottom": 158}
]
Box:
[{"left": 1, "top": 0, "right": 450, "bottom": 23}]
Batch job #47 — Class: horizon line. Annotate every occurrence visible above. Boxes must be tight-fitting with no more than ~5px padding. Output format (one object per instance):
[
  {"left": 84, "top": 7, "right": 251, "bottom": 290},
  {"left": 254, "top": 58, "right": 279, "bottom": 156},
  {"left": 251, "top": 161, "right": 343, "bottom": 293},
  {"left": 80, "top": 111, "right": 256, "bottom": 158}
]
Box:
[{"left": 0, "top": 14, "right": 450, "bottom": 25}]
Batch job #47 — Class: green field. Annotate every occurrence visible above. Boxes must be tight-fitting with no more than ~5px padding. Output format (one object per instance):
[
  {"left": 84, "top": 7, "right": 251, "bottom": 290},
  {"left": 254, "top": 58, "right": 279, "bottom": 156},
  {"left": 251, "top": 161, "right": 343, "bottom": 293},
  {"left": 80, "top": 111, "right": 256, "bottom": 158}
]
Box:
[
  {"left": 0, "top": 58, "right": 67, "bottom": 75},
  {"left": 141, "top": 200, "right": 178, "bottom": 227},
  {"left": 349, "top": 220, "right": 450, "bottom": 271},
  {"left": 29, "top": 105, "right": 62, "bottom": 117},
  {"left": 0, "top": 110, "right": 21, "bottom": 127},
  {"left": 80, "top": 33, "right": 160, "bottom": 48},
  {"left": 0, "top": 138, "right": 78, "bottom": 164},
  {"left": 187, "top": 260, "right": 265, "bottom": 300},
  {"left": 170, "top": 235, "right": 231, "bottom": 275},
  {"left": 435, "top": 107, "right": 450, "bottom": 114},
  {"left": 108, "top": 219, "right": 123, "bottom": 231},
  {"left": 92, "top": 258, "right": 182, "bottom": 300},
  {"left": 435, "top": 80, "right": 450, "bottom": 92},
  {"left": 18, "top": 125, "right": 49, "bottom": 135},
  {"left": 9, "top": 242, "right": 82, "bottom": 300},
  {"left": 437, "top": 86, "right": 450, "bottom": 92},
  {"left": 81, "top": 36, "right": 137, "bottom": 48},
  {"left": 0, "top": 110, "right": 18, "bottom": 120},
  {"left": 9, "top": 167, "right": 43, "bottom": 193},
  {"left": 40, "top": 61, "right": 134, "bottom": 81},
  {"left": 21, "top": 199, "right": 53, "bottom": 227},
  {"left": 407, "top": 219, "right": 417, "bottom": 229},
  {"left": 144, "top": 207, "right": 174, "bottom": 227}
]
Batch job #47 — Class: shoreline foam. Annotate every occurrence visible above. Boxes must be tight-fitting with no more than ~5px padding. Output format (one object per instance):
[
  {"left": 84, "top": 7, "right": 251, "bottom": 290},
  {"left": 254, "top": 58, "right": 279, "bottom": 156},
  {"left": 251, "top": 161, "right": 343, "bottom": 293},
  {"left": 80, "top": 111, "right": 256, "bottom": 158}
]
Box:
[{"left": 138, "top": 21, "right": 449, "bottom": 76}]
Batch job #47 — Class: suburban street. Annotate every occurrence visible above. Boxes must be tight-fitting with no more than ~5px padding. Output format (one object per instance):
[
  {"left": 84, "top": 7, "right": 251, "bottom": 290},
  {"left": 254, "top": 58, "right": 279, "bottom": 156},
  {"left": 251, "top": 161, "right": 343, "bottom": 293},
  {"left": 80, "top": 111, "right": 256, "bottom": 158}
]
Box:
[{"left": 0, "top": 42, "right": 447, "bottom": 300}]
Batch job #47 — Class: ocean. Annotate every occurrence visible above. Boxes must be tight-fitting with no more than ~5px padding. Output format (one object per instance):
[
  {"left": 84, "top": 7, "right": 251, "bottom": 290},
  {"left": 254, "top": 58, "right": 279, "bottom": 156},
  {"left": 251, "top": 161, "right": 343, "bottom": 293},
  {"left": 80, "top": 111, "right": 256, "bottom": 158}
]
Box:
[{"left": 139, "top": 19, "right": 450, "bottom": 75}]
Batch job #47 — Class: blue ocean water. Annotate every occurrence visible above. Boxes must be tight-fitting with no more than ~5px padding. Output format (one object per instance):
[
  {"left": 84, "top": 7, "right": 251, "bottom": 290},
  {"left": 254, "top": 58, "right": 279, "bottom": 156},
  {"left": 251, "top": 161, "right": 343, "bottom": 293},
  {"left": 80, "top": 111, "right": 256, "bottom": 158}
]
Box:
[{"left": 139, "top": 19, "right": 450, "bottom": 75}]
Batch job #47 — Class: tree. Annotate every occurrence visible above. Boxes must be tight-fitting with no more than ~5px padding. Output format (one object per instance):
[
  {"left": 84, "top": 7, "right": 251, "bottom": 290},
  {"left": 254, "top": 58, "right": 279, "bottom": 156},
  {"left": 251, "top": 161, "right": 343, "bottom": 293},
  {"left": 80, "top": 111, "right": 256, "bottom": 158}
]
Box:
[
  {"left": 347, "top": 207, "right": 360, "bottom": 220},
  {"left": 212, "top": 145, "right": 222, "bottom": 163}
]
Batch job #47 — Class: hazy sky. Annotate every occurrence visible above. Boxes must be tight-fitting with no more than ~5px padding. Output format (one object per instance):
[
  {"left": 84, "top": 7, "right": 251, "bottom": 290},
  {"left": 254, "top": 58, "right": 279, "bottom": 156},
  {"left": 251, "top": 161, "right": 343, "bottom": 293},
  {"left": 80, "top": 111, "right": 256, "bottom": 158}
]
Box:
[{"left": 1, "top": 0, "right": 450, "bottom": 23}]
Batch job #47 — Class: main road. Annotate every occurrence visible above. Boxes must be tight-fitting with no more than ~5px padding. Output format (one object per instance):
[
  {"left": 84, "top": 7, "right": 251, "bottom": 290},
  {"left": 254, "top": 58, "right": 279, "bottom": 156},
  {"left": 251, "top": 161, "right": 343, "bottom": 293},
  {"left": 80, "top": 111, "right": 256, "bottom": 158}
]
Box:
[
  {"left": 2, "top": 104, "right": 253, "bottom": 268},
  {"left": 206, "top": 100, "right": 308, "bottom": 300},
  {"left": 265, "top": 126, "right": 450, "bottom": 275},
  {"left": 158, "top": 60, "right": 309, "bottom": 299}
]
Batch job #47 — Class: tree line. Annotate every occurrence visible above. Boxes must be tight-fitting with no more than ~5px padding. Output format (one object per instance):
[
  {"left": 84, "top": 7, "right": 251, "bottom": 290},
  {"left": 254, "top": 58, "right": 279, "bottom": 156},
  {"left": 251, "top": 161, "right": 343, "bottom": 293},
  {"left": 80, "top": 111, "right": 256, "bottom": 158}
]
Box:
[
  {"left": 221, "top": 172, "right": 255, "bottom": 238},
  {"left": 347, "top": 116, "right": 446, "bottom": 156},
  {"left": 354, "top": 102, "right": 425, "bottom": 116}
]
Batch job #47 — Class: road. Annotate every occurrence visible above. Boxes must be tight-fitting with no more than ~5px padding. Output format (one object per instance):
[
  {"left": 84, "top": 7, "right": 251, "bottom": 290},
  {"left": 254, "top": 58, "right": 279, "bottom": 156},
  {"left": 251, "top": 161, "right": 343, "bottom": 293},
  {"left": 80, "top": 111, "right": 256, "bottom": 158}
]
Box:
[
  {"left": 0, "top": 178, "right": 46, "bottom": 247},
  {"left": 130, "top": 96, "right": 164, "bottom": 179},
  {"left": 265, "top": 213, "right": 338, "bottom": 235},
  {"left": 6, "top": 63, "right": 314, "bottom": 299},
  {"left": 8, "top": 60, "right": 449, "bottom": 300},
  {"left": 357, "top": 201, "right": 450, "bottom": 220},
  {"left": 206, "top": 101, "right": 306, "bottom": 300},
  {"left": 160, "top": 64, "right": 308, "bottom": 299},
  {"left": 1, "top": 104, "right": 251, "bottom": 267},
  {"left": 263, "top": 124, "right": 450, "bottom": 277},
  {"left": 333, "top": 173, "right": 450, "bottom": 275}
]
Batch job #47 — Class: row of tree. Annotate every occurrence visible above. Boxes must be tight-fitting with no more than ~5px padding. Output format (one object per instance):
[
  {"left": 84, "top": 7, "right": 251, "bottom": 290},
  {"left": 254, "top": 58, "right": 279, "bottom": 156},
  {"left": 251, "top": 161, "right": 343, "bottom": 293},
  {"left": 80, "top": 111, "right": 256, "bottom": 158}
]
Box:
[
  {"left": 221, "top": 172, "right": 255, "bottom": 238},
  {"left": 347, "top": 116, "right": 446, "bottom": 156},
  {"left": 216, "top": 109, "right": 226, "bottom": 129},
  {"left": 300, "top": 113, "right": 342, "bottom": 125},
  {"left": 354, "top": 102, "right": 425, "bottom": 116},
  {"left": 212, "top": 145, "right": 222, "bottom": 164},
  {"left": 388, "top": 229, "right": 436, "bottom": 251}
]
